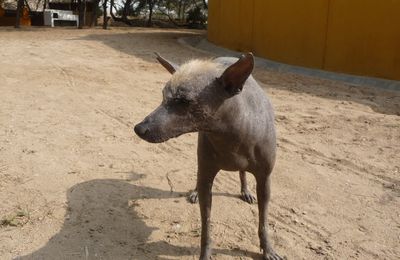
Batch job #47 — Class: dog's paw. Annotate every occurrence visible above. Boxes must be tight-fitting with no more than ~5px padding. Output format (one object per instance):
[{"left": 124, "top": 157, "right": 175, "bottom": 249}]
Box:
[
  {"left": 187, "top": 190, "right": 198, "bottom": 204},
  {"left": 263, "top": 250, "right": 284, "bottom": 260},
  {"left": 240, "top": 190, "right": 256, "bottom": 204}
]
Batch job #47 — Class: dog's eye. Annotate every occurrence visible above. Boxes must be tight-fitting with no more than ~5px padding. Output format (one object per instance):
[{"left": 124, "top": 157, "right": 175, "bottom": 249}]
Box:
[{"left": 172, "top": 97, "right": 190, "bottom": 105}]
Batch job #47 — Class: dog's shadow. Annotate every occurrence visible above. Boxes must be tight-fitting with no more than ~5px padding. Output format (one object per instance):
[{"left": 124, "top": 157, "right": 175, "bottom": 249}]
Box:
[
  {"left": 16, "top": 175, "right": 195, "bottom": 259},
  {"left": 16, "top": 174, "right": 261, "bottom": 259}
]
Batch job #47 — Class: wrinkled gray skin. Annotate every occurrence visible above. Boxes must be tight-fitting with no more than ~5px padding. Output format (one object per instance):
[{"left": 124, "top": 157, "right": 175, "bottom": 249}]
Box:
[{"left": 134, "top": 53, "right": 282, "bottom": 260}]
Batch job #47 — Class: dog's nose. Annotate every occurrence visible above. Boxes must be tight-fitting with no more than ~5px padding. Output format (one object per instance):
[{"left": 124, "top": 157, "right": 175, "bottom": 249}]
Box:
[{"left": 134, "top": 123, "right": 149, "bottom": 137}]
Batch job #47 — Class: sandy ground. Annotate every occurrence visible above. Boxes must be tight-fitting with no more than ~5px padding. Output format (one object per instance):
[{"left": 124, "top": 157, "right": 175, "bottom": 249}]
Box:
[{"left": 0, "top": 27, "right": 399, "bottom": 260}]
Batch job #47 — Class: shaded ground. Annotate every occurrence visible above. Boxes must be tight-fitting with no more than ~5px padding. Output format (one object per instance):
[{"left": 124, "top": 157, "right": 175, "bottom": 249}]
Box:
[{"left": 0, "top": 27, "right": 399, "bottom": 260}]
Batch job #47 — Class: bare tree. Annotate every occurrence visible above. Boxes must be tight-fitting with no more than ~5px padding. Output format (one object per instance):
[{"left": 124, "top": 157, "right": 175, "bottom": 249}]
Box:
[{"left": 102, "top": 0, "right": 108, "bottom": 29}]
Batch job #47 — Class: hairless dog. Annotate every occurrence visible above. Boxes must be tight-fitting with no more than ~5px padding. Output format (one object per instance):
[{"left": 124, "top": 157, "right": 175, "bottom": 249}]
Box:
[{"left": 134, "top": 53, "right": 282, "bottom": 260}]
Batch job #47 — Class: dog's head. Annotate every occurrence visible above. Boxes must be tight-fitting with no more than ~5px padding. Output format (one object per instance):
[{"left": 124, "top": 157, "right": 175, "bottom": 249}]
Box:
[{"left": 134, "top": 53, "right": 254, "bottom": 143}]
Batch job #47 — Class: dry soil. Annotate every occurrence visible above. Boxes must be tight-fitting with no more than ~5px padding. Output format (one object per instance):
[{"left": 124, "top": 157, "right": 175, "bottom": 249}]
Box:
[{"left": 0, "top": 27, "right": 399, "bottom": 260}]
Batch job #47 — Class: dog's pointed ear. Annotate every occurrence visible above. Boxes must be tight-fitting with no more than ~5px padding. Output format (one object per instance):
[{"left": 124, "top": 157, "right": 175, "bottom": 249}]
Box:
[
  {"left": 217, "top": 52, "right": 254, "bottom": 95},
  {"left": 155, "top": 52, "right": 179, "bottom": 74}
]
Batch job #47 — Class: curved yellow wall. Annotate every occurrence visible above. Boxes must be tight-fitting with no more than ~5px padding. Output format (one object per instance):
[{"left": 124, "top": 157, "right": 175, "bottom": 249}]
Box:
[{"left": 208, "top": 0, "right": 400, "bottom": 81}]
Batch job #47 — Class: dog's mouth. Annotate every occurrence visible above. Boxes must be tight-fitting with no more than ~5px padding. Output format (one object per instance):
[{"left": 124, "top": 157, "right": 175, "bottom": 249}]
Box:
[
  {"left": 141, "top": 133, "right": 184, "bottom": 143},
  {"left": 134, "top": 127, "right": 183, "bottom": 144},
  {"left": 141, "top": 134, "right": 171, "bottom": 143}
]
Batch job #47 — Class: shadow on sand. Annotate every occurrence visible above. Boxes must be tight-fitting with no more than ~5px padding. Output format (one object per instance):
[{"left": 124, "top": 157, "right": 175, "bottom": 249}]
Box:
[
  {"left": 16, "top": 174, "right": 261, "bottom": 259},
  {"left": 73, "top": 29, "right": 208, "bottom": 65}
]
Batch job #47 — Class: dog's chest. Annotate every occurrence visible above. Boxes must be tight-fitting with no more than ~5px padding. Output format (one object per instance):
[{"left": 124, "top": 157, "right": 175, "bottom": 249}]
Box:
[{"left": 210, "top": 140, "right": 257, "bottom": 171}]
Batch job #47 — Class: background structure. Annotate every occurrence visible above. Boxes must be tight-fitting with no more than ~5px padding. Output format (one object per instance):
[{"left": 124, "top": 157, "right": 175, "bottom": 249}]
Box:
[{"left": 208, "top": 0, "right": 400, "bottom": 80}]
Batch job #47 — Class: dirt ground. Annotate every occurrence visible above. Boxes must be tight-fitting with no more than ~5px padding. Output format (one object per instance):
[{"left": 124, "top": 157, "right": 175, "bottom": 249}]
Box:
[{"left": 0, "top": 27, "right": 399, "bottom": 260}]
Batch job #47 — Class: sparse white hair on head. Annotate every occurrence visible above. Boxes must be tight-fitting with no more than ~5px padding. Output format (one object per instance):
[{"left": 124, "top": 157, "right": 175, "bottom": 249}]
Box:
[{"left": 169, "top": 59, "right": 222, "bottom": 87}]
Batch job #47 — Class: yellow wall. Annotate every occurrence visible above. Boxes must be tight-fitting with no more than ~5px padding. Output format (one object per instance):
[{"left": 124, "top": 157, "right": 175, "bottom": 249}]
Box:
[
  {"left": 208, "top": 0, "right": 254, "bottom": 52},
  {"left": 207, "top": 0, "right": 400, "bottom": 80}
]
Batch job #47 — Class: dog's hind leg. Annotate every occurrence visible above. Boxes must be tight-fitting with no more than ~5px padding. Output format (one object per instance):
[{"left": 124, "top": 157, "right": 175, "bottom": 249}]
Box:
[{"left": 240, "top": 171, "right": 256, "bottom": 204}]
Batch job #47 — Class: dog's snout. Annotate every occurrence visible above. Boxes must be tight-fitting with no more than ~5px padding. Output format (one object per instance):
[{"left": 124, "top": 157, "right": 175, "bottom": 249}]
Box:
[{"left": 134, "top": 123, "right": 149, "bottom": 137}]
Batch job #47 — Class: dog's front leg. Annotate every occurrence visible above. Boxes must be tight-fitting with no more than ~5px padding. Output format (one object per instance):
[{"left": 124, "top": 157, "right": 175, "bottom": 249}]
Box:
[{"left": 197, "top": 165, "right": 218, "bottom": 260}]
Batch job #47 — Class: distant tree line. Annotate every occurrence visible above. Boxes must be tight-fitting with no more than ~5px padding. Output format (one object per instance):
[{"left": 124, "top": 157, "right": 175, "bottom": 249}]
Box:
[
  {"left": 101, "top": 0, "right": 208, "bottom": 29},
  {"left": 10, "top": 0, "right": 207, "bottom": 29}
]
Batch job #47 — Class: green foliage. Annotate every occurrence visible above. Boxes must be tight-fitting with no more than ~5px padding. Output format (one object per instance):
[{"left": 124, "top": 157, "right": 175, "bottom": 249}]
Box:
[{"left": 187, "top": 5, "right": 207, "bottom": 28}]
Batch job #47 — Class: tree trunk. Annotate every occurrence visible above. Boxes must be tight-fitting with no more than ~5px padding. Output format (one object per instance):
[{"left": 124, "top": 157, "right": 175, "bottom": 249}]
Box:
[
  {"left": 177, "top": 0, "right": 182, "bottom": 21},
  {"left": 90, "top": 0, "right": 100, "bottom": 27},
  {"left": 109, "top": 0, "right": 124, "bottom": 22},
  {"left": 102, "top": 0, "right": 108, "bottom": 29},
  {"left": 147, "top": 0, "right": 154, "bottom": 27},
  {"left": 78, "top": 0, "right": 86, "bottom": 29},
  {"left": 122, "top": 0, "right": 132, "bottom": 20},
  {"left": 15, "top": 0, "right": 24, "bottom": 28},
  {"left": 110, "top": 0, "right": 142, "bottom": 26}
]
